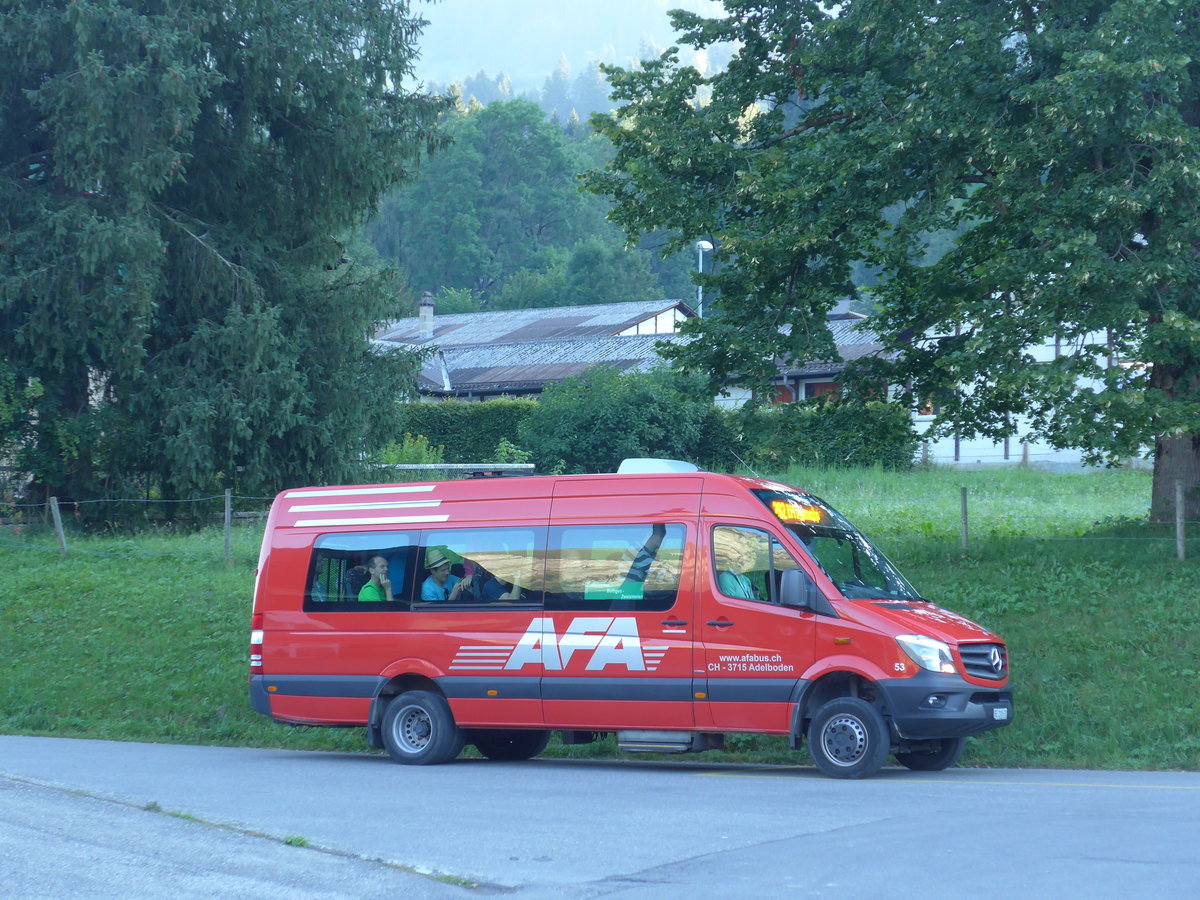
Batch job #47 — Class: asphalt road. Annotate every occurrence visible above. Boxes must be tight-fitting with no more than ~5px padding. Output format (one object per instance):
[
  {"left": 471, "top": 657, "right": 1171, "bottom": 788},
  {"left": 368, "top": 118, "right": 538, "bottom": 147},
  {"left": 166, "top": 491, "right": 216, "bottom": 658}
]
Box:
[{"left": 2, "top": 735, "right": 1199, "bottom": 898}]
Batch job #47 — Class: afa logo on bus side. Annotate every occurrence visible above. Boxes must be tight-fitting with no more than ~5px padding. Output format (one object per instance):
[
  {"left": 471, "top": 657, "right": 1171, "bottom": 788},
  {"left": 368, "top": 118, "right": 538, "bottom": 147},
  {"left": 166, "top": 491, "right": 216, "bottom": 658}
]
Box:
[{"left": 449, "top": 617, "right": 670, "bottom": 672}]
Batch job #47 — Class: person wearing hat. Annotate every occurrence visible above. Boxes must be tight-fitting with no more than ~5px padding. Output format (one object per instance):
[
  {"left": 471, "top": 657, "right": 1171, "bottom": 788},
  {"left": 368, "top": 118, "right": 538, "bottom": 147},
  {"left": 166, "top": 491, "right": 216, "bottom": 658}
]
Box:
[{"left": 421, "top": 548, "right": 469, "bottom": 603}]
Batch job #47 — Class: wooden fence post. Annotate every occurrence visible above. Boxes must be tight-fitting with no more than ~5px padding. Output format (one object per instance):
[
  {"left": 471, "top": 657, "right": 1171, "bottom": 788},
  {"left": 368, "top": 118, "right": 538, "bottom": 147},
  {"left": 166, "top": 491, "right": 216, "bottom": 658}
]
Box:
[
  {"left": 1176, "top": 480, "right": 1185, "bottom": 562},
  {"left": 960, "top": 486, "right": 969, "bottom": 553},
  {"left": 49, "top": 496, "right": 67, "bottom": 555},
  {"left": 224, "top": 488, "right": 233, "bottom": 566}
]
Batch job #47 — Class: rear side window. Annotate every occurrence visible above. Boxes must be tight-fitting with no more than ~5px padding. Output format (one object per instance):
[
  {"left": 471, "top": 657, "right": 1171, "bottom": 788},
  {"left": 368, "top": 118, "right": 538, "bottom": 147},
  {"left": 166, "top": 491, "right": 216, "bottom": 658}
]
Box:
[
  {"left": 304, "top": 532, "right": 417, "bottom": 612},
  {"left": 416, "top": 527, "right": 544, "bottom": 608},
  {"left": 545, "top": 523, "right": 686, "bottom": 612}
]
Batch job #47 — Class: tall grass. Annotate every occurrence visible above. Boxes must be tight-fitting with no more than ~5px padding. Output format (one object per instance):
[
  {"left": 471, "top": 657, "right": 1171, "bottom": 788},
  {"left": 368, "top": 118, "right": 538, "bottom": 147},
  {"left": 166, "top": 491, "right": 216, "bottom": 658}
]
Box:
[
  {"left": 2, "top": 466, "right": 1197, "bottom": 770},
  {"left": 770, "top": 464, "right": 1153, "bottom": 537}
]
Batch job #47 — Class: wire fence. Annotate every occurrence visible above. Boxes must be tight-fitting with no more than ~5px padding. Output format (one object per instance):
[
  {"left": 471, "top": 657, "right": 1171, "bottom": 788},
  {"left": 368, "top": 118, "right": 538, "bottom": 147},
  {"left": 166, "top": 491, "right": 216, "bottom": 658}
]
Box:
[
  {"left": 0, "top": 491, "right": 270, "bottom": 563},
  {"left": 0, "top": 467, "right": 1193, "bottom": 563},
  {"left": 0, "top": 464, "right": 540, "bottom": 563},
  {"left": 949, "top": 484, "right": 1194, "bottom": 561}
]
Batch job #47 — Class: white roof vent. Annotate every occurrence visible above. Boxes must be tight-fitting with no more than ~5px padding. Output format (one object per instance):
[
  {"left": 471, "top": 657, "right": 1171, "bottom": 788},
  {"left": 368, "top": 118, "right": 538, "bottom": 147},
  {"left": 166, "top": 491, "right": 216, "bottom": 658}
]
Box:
[{"left": 617, "top": 458, "right": 701, "bottom": 474}]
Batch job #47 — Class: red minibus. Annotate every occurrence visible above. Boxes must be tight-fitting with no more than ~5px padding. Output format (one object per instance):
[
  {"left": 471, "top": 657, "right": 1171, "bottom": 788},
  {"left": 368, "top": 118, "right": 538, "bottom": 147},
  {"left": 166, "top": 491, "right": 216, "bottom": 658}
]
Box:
[{"left": 249, "top": 459, "right": 1011, "bottom": 778}]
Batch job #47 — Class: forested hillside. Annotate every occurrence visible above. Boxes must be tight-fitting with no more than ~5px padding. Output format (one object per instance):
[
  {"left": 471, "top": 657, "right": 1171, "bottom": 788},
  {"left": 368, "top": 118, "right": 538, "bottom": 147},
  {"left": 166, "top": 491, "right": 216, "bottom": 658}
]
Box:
[{"left": 365, "top": 98, "right": 695, "bottom": 313}]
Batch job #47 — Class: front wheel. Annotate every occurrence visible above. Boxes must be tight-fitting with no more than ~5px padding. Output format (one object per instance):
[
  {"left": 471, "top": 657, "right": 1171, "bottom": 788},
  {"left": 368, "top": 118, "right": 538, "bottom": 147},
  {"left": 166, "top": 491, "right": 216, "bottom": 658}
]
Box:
[
  {"left": 895, "top": 737, "right": 965, "bottom": 771},
  {"left": 807, "top": 697, "right": 890, "bottom": 779},
  {"left": 471, "top": 729, "right": 551, "bottom": 761},
  {"left": 381, "top": 690, "right": 464, "bottom": 765}
]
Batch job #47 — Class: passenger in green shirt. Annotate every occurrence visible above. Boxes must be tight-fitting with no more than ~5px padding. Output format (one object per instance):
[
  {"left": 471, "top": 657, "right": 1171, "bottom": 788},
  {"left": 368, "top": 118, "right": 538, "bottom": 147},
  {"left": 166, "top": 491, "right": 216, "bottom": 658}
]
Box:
[
  {"left": 359, "top": 555, "right": 394, "bottom": 602},
  {"left": 717, "top": 568, "right": 758, "bottom": 600}
]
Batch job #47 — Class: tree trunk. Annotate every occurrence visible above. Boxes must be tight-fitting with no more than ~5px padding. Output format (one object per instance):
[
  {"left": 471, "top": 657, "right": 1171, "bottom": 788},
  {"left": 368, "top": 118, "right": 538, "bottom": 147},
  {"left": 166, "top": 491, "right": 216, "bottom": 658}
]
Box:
[{"left": 1150, "top": 433, "right": 1200, "bottom": 523}]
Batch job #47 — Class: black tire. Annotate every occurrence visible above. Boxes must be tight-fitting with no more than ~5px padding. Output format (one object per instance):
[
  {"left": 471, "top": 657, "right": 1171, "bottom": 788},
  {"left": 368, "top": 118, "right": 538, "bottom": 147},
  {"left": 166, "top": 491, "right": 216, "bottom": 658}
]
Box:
[
  {"left": 807, "top": 697, "right": 890, "bottom": 779},
  {"left": 381, "top": 690, "right": 464, "bottom": 765},
  {"left": 472, "top": 729, "right": 551, "bottom": 761},
  {"left": 895, "top": 737, "right": 966, "bottom": 771}
]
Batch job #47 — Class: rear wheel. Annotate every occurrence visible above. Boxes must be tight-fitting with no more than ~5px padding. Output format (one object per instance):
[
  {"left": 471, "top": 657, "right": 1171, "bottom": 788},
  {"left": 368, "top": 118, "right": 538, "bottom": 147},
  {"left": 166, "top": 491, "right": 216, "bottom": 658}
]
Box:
[
  {"left": 472, "top": 729, "right": 551, "bottom": 761},
  {"left": 895, "top": 737, "right": 966, "bottom": 771},
  {"left": 381, "top": 690, "right": 464, "bottom": 765},
  {"left": 807, "top": 697, "right": 890, "bottom": 779}
]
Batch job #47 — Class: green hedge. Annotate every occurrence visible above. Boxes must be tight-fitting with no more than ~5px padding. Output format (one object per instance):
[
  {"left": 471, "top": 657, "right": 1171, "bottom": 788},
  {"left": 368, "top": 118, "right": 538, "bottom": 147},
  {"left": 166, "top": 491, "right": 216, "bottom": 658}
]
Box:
[
  {"left": 733, "top": 399, "right": 918, "bottom": 471},
  {"left": 393, "top": 398, "right": 538, "bottom": 463},
  {"left": 394, "top": 390, "right": 915, "bottom": 474}
]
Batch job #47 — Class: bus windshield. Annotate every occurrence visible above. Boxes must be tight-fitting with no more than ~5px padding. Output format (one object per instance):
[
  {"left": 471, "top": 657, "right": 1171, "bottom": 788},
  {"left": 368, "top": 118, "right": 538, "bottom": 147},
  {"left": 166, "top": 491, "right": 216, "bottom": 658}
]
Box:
[{"left": 751, "top": 488, "right": 921, "bottom": 601}]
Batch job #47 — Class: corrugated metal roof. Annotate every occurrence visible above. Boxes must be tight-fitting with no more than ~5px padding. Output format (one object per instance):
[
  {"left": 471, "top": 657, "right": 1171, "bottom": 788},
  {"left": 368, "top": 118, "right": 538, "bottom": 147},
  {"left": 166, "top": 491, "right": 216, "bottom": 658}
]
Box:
[
  {"left": 378, "top": 297, "right": 889, "bottom": 394},
  {"left": 774, "top": 317, "right": 886, "bottom": 376},
  {"left": 414, "top": 334, "right": 687, "bottom": 394},
  {"left": 376, "top": 299, "right": 694, "bottom": 348},
  {"left": 442, "top": 333, "right": 680, "bottom": 366},
  {"left": 779, "top": 316, "right": 877, "bottom": 344}
]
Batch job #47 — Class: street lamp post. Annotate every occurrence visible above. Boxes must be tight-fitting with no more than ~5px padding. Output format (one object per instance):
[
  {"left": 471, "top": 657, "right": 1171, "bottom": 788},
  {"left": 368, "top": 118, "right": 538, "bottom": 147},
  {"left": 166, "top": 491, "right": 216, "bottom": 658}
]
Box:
[{"left": 695, "top": 240, "right": 713, "bottom": 317}]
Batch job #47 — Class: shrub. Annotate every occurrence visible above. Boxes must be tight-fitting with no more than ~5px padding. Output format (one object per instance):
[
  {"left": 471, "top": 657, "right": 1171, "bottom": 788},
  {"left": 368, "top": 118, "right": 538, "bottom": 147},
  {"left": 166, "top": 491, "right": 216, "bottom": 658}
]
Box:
[
  {"left": 390, "top": 384, "right": 914, "bottom": 476},
  {"left": 393, "top": 398, "right": 537, "bottom": 463},
  {"left": 488, "top": 437, "right": 533, "bottom": 465},
  {"left": 375, "top": 432, "right": 444, "bottom": 466},
  {"left": 738, "top": 398, "right": 918, "bottom": 471},
  {"left": 517, "top": 367, "right": 735, "bottom": 474}
]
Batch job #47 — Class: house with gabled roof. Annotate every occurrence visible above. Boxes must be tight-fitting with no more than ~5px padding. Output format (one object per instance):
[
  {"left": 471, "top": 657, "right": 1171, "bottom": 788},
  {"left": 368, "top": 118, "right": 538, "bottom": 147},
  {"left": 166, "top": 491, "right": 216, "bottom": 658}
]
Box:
[
  {"left": 373, "top": 296, "right": 1089, "bottom": 467},
  {"left": 373, "top": 298, "right": 695, "bottom": 400},
  {"left": 373, "top": 296, "right": 871, "bottom": 403}
]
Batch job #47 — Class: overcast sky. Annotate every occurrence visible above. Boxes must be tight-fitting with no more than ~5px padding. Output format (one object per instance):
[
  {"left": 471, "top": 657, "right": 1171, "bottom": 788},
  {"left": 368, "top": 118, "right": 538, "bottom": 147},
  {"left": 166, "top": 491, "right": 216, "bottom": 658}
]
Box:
[{"left": 411, "top": 0, "right": 726, "bottom": 93}]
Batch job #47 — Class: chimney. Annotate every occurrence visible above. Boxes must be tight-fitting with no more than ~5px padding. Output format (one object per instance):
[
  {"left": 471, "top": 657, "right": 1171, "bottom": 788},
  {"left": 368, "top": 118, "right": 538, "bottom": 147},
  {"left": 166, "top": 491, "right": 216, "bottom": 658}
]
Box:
[{"left": 419, "top": 291, "right": 434, "bottom": 340}]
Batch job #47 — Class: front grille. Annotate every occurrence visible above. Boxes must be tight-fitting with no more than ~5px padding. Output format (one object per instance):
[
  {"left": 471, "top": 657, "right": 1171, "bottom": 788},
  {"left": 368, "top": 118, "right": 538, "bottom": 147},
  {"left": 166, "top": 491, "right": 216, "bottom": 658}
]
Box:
[{"left": 959, "top": 642, "right": 1008, "bottom": 680}]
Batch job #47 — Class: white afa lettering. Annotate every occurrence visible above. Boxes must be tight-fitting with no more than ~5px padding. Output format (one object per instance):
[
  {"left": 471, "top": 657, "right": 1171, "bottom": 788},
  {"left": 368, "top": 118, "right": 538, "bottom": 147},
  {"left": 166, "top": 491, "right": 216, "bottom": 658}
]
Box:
[
  {"left": 504, "top": 616, "right": 554, "bottom": 671},
  {"left": 503, "top": 617, "right": 647, "bottom": 671},
  {"left": 586, "top": 617, "right": 644, "bottom": 671},
  {"left": 557, "top": 616, "right": 614, "bottom": 668}
]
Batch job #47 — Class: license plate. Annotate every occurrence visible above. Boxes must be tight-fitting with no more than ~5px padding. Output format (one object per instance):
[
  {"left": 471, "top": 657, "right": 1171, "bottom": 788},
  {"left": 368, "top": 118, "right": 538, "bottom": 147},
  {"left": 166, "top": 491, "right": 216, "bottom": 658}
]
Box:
[{"left": 993, "top": 707, "right": 1009, "bottom": 721}]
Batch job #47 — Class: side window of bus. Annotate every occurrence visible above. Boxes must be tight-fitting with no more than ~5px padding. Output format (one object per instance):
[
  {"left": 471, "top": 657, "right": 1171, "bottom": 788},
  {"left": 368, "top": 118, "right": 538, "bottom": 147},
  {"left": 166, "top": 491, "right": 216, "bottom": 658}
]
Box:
[
  {"left": 545, "top": 524, "right": 686, "bottom": 612},
  {"left": 769, "top": 534, "right": 819, "bottom": 603},
  {"left": 414, "top": 527, "right": 544, "bottom": 608},
  {"left": 304, "top": 532, "right": 417, "bottom": 612},
  {"left": 712, "top": 526, "right": 772, "bottom": 602},
  {"left": 712, "top": 526, "right": 815, "bottom": 604}
]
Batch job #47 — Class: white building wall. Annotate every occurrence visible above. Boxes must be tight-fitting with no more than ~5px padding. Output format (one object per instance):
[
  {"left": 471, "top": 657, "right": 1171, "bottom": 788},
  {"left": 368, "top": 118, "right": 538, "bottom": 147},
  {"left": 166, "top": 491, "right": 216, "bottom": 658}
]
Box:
[
  {"left": 913, "top": 328, "right": 1112, "bottom": 467},
  {"left": 708, "top": 328, "right": 1118, "bottom": 468},
  {"left": 714, "top": 387, "right": 754, "bottom": 409},
  {"left": 913, "top": 417, "right": 1088, "bottom": 467},
  {"left": 617, "top": 308, "right": 686, "bottom": 336}
]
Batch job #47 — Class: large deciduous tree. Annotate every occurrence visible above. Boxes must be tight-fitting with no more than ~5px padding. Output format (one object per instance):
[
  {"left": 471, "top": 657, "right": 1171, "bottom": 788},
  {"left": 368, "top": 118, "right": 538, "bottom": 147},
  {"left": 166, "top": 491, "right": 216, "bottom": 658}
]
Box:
[
  {"left": 0, "top": 0, "right": 440, "bottom": 500},
  {"left": 587, "top": 0, "right": 1200, "bottom": 521}
]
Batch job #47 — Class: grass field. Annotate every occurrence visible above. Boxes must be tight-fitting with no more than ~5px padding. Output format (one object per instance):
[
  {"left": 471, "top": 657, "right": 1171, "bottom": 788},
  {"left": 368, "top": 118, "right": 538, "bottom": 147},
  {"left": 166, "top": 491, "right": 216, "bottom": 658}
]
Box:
[{"left": 2, "top": 465, "right": 1197, "bottom": 770}]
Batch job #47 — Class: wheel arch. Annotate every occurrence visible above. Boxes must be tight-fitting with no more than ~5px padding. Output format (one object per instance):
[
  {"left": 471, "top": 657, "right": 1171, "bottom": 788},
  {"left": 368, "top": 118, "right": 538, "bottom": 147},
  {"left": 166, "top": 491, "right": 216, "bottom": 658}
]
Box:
[
  {"left": 367, "top": 672, "right": 444, "bottom": 750},
  {"left": 789, "top": 670, "right": 888, "bottom": 750}
]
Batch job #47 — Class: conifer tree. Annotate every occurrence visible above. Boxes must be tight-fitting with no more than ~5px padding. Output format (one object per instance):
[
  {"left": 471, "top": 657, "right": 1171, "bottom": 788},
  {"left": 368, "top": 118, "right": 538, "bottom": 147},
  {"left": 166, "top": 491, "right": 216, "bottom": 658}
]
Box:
[
  {"left": 369, "top": 99, "right": 603, "bottom": 298},
  {"left": 0, "top": 0, "right": 442, "bottom": 499},
  {"left": 540, "top": 54, "right": 573, "bottom": 120}
]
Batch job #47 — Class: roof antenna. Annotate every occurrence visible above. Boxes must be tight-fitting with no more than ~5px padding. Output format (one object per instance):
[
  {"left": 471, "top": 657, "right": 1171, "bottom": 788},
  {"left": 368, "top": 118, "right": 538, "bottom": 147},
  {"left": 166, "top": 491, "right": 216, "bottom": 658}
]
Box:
[{"left": 730, "top": 450, "right": 762, "bottom": 479}]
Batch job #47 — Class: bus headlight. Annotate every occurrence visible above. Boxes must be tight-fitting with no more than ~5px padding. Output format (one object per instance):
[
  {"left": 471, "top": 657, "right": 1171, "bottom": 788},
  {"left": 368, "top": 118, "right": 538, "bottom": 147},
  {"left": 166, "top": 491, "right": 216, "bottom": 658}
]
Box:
[{"left": 896, "top": 634, "right": 957, "bottom": 674}]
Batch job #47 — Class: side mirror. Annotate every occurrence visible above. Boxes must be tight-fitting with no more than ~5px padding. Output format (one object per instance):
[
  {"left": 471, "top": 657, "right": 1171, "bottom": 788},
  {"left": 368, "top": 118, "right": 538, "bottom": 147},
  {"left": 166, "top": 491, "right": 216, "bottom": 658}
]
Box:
[{"left": 780, "top": 569, "right": 837, "bottom": 617}]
